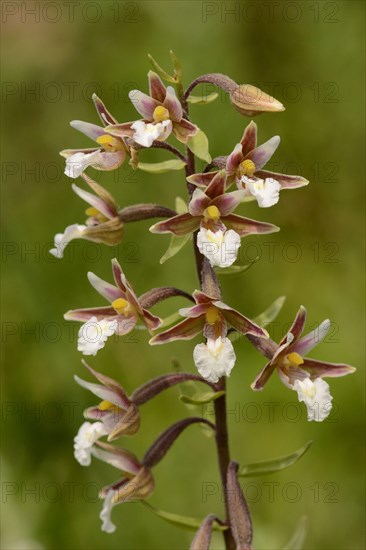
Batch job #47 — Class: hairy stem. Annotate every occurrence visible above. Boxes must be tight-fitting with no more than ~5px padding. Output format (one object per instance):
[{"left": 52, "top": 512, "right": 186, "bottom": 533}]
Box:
[
  {"left": 118, "top": 204, "right": 176, "bottom": 222},
  {"left": 185, "top": 134, "right": 203, "bottom": 284},
  {"left": 214, "top": 379, "right": 236, "bottom": 550},
  {"left": 184, "top": 73, "right": 237, "bottom": 100},
  {"left": 183, "top": 98, "right": 235, "bottom": 549},
  {"left": 151, "top": 140, "right": 188, "bottom": 164}
]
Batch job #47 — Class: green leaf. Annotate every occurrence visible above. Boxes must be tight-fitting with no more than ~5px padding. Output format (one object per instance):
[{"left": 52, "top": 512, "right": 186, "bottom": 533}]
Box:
[
  {"left": 238, "top": 441, "right": 312, "bottom": 477},
  {"left": 254, "top": 296, "right": 286, "bottom": 327},
  {"left": 138, "top": 160, "right": 186, "bottom": 174},
  {"left": 142, "top": 501, "right": 227, "bottom": 531},
  {"left": 187, "top": 130, "right": 211, "bottom": 163},
  {"left": 283, "top": 516, "right": 308, "bottom": 550},
  {"left": 215, "top": 257, "right": 259, "bottom": 276},
  {"left": 179, "top": 390, "right": 225, "bottom": 405},
  {"left": 160, "top": 233, "right": 191, "bottom": 264},
  {"left": 147, "top": 54, "right": 176, "bottom": 83},
  {"left": 187, "top": 92, "right": 219, "bottom": 105},
  {"left": 175, "top": 196, "right": 188, "bottom": 214}
]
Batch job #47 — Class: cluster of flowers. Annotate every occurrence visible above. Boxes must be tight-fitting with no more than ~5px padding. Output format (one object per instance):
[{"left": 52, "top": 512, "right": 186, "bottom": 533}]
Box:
[{"left": 51, "top": 62, "right": 355, "bottom": 536}]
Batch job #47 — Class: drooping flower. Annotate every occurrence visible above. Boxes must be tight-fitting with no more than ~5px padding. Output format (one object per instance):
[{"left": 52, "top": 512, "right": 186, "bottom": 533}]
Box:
[
  {"left": 50, "top": 174, "right": 124, "bottom": 258},
  {"left": 60, "top": 94, "right": 128, "bottom": 178},
  {"left": 75, "top": 361, "right": 140, "bottom": 440},
  {"left": 150, "top": 170, "right": 279, "bottom": 267},
  {"left": 248, "top": 306, "right": 355, "bottom": 421},
  {"left": 103, "top": 71, "right": 198, "bottom": 147},
  {"left": 64, "top": 259, "right": 162, "bottom": 354},
  {"left": 94, "top": 443, "right": 154, "bottom": 533},
  {"left": 193, "top": 337, "right": 236, "bottom": 383}
]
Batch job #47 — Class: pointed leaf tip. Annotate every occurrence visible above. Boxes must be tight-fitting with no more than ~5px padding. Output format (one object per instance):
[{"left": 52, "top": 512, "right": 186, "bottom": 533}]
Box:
[
  {"left": 160, "top": 233, "right": 191, "bottom": 264},
  {"left": 147, "top": 54, "right": 176, "bottom": 83},
  {"left": 179, "top": 390, "right": 225, "bottom": 405},
  {"left": 142, "top": 501, "right": 227, "bottom": 532},
  {"left": 254, "top": 296, "right": 286, "bottom": 327},
  {"left": 238, "top": 441, "right": 313, "bottom": 477},
  {"left": 138, "top": 159, "right": 186, "bottom": 174}
]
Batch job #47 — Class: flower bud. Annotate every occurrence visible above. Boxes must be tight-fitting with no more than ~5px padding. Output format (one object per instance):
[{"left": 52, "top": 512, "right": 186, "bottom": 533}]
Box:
[
  {"left": 230, "top": 84, "right": 285, "bottom": 116},
  {"left": 226, "top": 461, "right": 253, "bottom": 549}
]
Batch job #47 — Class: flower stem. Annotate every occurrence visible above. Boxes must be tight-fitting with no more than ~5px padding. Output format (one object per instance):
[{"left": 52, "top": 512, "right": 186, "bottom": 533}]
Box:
[
  {"left": 214, "top": 378, "right": 236, "bottom": 550},
  {"left": 183, "top": 95, "right": 235, "bottom": 549},
  {"left": 151, "top": 140, "right": 188, "bottom": 164}
]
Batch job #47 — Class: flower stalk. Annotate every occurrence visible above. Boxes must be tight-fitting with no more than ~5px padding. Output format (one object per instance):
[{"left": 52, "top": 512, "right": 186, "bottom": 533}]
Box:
[
  {"left": 184, "top": 93, "right": 239, "bottom": 548},
  {"left": 54, "top": 52, "right": 355, "bottom": 546}
]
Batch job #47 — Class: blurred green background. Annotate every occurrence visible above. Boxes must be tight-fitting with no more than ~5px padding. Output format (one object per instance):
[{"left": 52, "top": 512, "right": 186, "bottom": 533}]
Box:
[{"left": 2, "top": 1, "right": 365, "bottom": 549}]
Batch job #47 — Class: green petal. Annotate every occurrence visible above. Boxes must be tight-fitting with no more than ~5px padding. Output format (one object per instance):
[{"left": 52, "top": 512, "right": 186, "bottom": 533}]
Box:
[
  {"left": 160, "top": 233, "right": 191, "bottom": 264},
  {"left": 141, "top": 501, "right": 227, "bottom": 531},
  {"left": 187, "top": 92, "right": 219, "bottom": 105},
  {"left": 138, "top": 159, "right": 186, "bottom": 174},
  {"left": 179, "top": 390, "right": 225, "bottom": 405},
  {"left": 187, "top": 130, "right": 212, "bottom": 163},
  {"left": 238, "top": 441, "right": 312, "bottom": 477},
  {"left": 254, "top": 296, "right": 286, "bottom": 327},
  {"left": 283, "top": 516, "right": 308, "bottom": 550}
]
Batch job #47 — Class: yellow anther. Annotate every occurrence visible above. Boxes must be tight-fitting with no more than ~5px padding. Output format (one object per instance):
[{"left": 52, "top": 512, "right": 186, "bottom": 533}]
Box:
[
  {"left": 85, "top": 207, "right": 100, "bottom": 217},
  {"left": 287, "top": 352, "right": 304, "bottom": 366},
  {"left": 96, "top": 134, "right": 123, "bottom": 152},
  {"left": 98, "top": 400, "right": 115, "bottom": 411},
  {"left": 112, "top": 297, "right": 130, "bottom": 315},
  {"left": 204, "top": 205, "right": 220, "bottom": 221},
  {"left": 96, "top": 134, "right": 114, "bottom": 145},
  {"left": 205, "top": 306, "right": 219, "bottom": 325},
  {"left": 85, "top": 206, "right": 108, "bottom": 223},
  {"left": 239, "top": 159, "right": 256, "bottom": 178},
  {"left": 153, "top": 106, "right": 170, "bottom": 122}
]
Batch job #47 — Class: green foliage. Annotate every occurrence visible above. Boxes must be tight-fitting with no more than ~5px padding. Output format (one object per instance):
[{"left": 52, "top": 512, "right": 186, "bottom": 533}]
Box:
[
  {"left": 138, "top": 159, "right": 186, "bottom": 173},
  {"left": 142, "top": 502, "right": 227, "bottom": 531},
  {"left": 238, "top": 441, "right": 312, "bottom": 477}
]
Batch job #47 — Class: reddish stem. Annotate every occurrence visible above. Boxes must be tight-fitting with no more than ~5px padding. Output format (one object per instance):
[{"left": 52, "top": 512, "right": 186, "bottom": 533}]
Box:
[{"left": 183, "top": 99, "right": 235, "bottom": 549}]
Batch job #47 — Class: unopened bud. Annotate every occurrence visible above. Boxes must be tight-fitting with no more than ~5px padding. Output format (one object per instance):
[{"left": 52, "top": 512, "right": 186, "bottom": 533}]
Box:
[{"left": 230, "top": 84, "right": 285, "bottom": 117}]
